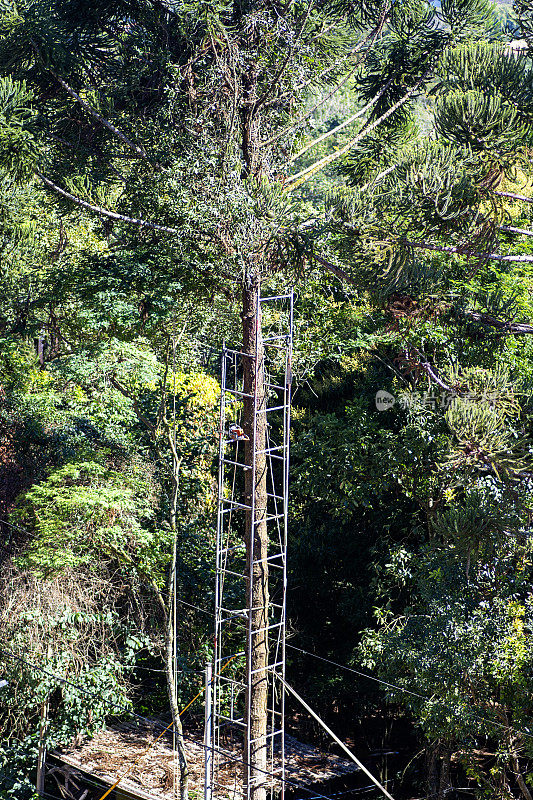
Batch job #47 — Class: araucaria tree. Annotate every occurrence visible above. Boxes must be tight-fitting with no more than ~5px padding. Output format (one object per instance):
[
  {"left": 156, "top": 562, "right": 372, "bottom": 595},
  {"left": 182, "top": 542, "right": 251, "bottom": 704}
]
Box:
[
  {"left": 0, "top": 0, "right": 519, "bottom": 796},
  {"left": 0, "top": 0, "right": 397, "bottom": 796},
  {"left": 321, "top": 4, "right": 533, "bottom": 798}
]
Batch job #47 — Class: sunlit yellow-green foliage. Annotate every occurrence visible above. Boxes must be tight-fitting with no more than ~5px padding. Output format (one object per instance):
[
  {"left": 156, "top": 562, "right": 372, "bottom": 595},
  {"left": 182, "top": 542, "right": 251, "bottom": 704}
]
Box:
[
  {"left": 493, "top": 601, "right": 529, "bottom": 685},
  {"left": 13, "top": 457, "right": 161, "bottom": 580}
]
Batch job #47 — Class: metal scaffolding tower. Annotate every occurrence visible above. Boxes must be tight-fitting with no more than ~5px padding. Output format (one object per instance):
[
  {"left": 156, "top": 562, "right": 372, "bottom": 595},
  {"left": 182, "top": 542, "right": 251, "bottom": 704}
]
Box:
[{"left": 210, "top": 288, "right": 293, "bottom": 800}]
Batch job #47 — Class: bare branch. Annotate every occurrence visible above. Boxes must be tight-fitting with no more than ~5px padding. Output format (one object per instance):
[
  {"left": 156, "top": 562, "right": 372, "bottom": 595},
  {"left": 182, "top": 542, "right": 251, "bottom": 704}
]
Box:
[
  {"left": 499, "top": 225, "right": 533, "bottom": 237},
  {"left": 51, "top": 71, "right": 156, "bottom": 164},
  {"left": 260, "top": 4, "right": 390, "bottom": 149},
  {"left": 401, "top": 344, "right": 457, "bottom": 393},
  {"left": 294, "top": 14, "right": 386, "bottom": 92},
  {"left": 311, "top": 252, "right": 357, "bottom": 284},
  {"left": 30, "top": 39, "right": 164, "bottom": 169},
  {"left": 406, "top": 238, "right": 533, "bottom": 263},
  {"left": 360, "top": 163, "right": 397, "bottom": 191},
  {"left": 289, "top": 79, "right": 393, "bottom": 162},
  {"left": 35, "top": 172, "right": 179, "bottom": 234},
  {"left": 461, "top": 311, "right": 533, "bottom": 336},
  {"left": 108, "top": 376, "right": 157, "bottom": 432},
  {"left": 494, "top": 190, "right": 533, "bottom": 203},
  {"left": 283, "top": 71, "right": 430, "bottom": 191}
]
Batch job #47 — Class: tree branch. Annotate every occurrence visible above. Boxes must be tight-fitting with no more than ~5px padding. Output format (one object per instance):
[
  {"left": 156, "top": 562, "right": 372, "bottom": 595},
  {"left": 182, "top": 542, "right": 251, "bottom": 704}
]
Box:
[
  {"left": 293, "top": 13, "right": 386, "bottom": 92},
  {"left": 461, "top": 311, "right": 533, "bottom": 335},
  {"left": 35, "top": 172, "right": 179, "bottom": 234},
  {"left": 405, "top": 239, "right": 533, "bottom": 263},
  {"left": 289, "top": 79, "right": 393, "bottom": 162},
  {"left": 283, "top": 71, "right": 430, "bottom": 191},
  {"left": 494, "top": 190, "right": 533, "bottom": 203},
  {"left": 499, "top": 225, "right": 533, "bottom": 237},
  {"left": 311, "top": 252, "right": 358, "bottom": 285},
  {"left": 30, "top": 38, "right": 163, "bottom": 170},
  {"left": 260, "top": 3, "right": 390, "bottom": 149},
  {"left": 108, "top": 376, "right": 157, "bottom": 432},
  {"left": 51, "top": 71, "right": 157, "bottom": 164},
  {"left": 414, "top": 353, "right": 455, "bottom": 392},
  {"left": 360, "top": 163, "right": 397, "bottom": 191}
]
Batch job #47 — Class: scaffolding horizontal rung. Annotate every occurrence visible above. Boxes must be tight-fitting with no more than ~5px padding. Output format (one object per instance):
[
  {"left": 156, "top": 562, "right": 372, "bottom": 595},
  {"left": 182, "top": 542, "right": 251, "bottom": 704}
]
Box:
[
  {"left": 222, "top": 458, "right": 251, "bottom": 470},
  {"left": 219, "top": 606, "right": 248, "bottom": 618},
  {"left": 259, "top": 293, "right": 292, "bottom": 302},
  {"left": 257, "top": 405, "right": 287, "bottom": 414},
  {"left": 219, "top": 544, "right": 246, "bottom": 554},
  {"left": 223, "top": 347, "right": 255, "bottom": 359},
  {"left": 245, "top": 602, "right": 283, "bottom": 614},
  {"left": 266, "top": 492, "right": 285, "bottom": 501},
  {"left": 220, "top": 499, "right": 253, "bottom": 511},
  {"left": 213, "top": 674, "right": 245, "bottom": 688},
  {"left": 250, "top": 621, "right": 283, "bottom": 636},
  {"left": 221, "top": 568, "right": 246, "bottom": 580},
  {"left": 252, "top": 553, "right": 284, "bottom": 565},
  {"left": 263, "top": 335, "right": 287, "bottom": 341},
  {"left": 250, "top": 660, "right": 284, "bottom": 676},
  {"left": 252, "top": 510, "right": 283, "bottom": 521},
  {"left": 265, "top": 382, "right": 287, "bottom": 392},
  {"left": 223, "top": 387, "right": 253, "bottom": 399},
  {"left": 215, "top": 714, "right": 246, "bottom": 728},
  {"left": 257, "top": 445, "right": 286, "bottom": 454},
  {"left": 253, "top": 516, "right": 283, "bottom": 529},
  {"left": 251, "top": 560, "right": 284, "bottom": 571},
  {"left": 249, "top": 729, "right": 284, "bottom": 744}
]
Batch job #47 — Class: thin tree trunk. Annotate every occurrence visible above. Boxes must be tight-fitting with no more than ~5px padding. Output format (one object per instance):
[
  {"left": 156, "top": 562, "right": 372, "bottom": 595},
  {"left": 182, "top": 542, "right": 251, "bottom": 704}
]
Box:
[
  {"left": 512, "top": 753, "right": 533, "bottom": 800},
  {"left": 165, "top": 529, "right": 189, "bottom": 800},
  {"left": 242, "top": 276, "right": 269, "bottom": 800},
  {"left": 438, "top": 745, "right": 452, "bottom": 800},
  {"left": 110, "top": 354, "right": 188, "bottom": 800},
  {"left": 426, "top": 742, "right": 440, "bottom": 800}
]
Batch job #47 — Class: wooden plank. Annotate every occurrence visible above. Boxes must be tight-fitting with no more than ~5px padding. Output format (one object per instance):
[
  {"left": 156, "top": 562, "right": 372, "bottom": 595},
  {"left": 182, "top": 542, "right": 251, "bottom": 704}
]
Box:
[{"left": 51, "top": 752, "right": 166, "bottom": 800}]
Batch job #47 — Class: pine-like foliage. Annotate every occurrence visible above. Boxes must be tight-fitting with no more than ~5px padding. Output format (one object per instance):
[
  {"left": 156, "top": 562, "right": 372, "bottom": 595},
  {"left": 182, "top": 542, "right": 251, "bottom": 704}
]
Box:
[
  {"left": 514, "top": 0, "right": 533, "bottom": 44},
  {"left": 0, "top": 76, "right": 37, "bottom": 181},
  {"left": 328, "top": 37, "right": 533, "bottom": 297},
  {"left": 0, "top": 0, "right": 391, "bottom": 291}
]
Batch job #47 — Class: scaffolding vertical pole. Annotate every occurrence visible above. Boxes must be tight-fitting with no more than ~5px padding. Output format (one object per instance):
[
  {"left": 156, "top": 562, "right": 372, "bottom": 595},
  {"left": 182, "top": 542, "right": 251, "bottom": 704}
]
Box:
[
  {"left": 213, "top": 342, "right": 228, "bottom": 792},
  {"left": 279, "top": 288, "right": 293, "bottom": 800},
  {"left": 36, "top": 695, "right": 48, "bottom": 797},
  {"left": 205, "top": 662, "right": 213, "bottom": 800}
]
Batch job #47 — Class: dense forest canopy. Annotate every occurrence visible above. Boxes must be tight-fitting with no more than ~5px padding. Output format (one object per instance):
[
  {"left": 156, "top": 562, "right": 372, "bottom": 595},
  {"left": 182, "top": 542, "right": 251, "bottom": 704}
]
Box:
[{"left": 2, "top": 0, "right": 533, "bottom": 798}]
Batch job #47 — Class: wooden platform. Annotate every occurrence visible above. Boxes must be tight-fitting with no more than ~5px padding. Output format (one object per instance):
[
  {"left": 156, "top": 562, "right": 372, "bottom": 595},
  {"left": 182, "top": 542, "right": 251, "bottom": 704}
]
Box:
[{"left": 55, "top": 720, "right": 360, "bottom": 800}]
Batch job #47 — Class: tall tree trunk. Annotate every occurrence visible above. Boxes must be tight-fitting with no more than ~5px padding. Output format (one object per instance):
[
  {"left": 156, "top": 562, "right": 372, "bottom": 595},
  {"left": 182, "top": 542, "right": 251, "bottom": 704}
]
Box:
[{"left": 242, "top": 275, "right": 269, "bottom": 800}]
